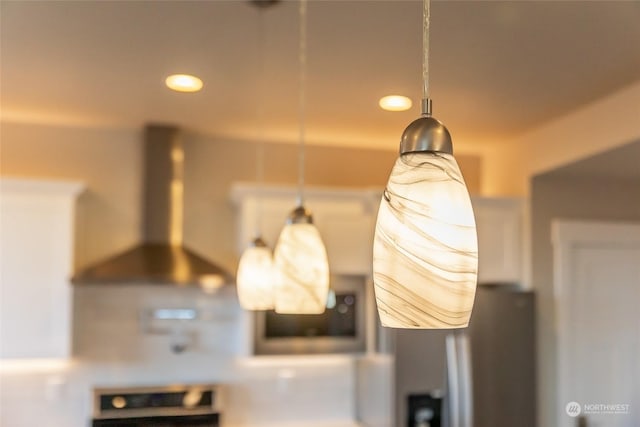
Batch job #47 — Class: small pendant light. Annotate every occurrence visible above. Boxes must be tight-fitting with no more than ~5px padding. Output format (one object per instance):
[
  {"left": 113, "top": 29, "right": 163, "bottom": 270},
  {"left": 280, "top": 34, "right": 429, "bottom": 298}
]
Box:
[
  {"left": 237, "top": 236, "right": 275, "bottom": 311},
  {"left": 273, "top": 0, "right": 330, "bottom": 314},
  {"left": 236, "top": 1, "right": 277, "bottom": 311},
  {"left": 373, "top": 0, "right": 478, "bottom": 329}
]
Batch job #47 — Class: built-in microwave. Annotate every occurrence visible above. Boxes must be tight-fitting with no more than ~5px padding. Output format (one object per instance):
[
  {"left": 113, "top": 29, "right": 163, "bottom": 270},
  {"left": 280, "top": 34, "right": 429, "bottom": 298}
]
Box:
[{"left": 254, "top": 274, "right": 368, "bottom": 355}]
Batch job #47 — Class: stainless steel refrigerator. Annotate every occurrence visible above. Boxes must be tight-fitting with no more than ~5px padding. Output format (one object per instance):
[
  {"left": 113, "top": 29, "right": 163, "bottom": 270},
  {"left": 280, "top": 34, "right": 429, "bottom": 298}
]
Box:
[{"left": 393, "top": 285, "right": 536, "bottom": 427}]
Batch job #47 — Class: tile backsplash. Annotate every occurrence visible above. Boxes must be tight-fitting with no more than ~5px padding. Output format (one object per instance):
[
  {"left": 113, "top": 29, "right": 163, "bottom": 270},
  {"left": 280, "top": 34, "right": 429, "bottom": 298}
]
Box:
[
  {"left": 73, "top": 285, "right": 249, "bottom": 362},
  {"left": 1, "top": 285, "right": 392, "bottom": 427}
]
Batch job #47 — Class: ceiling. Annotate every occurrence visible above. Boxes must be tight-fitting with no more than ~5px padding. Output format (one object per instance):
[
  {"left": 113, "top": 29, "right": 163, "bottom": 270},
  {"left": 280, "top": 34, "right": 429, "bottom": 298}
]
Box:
[{"left": 2, "top": 0, "right": 640, "bottom": 153}]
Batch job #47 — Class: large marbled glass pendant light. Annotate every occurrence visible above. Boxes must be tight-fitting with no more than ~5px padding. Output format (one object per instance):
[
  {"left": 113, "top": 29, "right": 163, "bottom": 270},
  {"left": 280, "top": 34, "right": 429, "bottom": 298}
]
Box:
[
  {"left": 273, "top": 0, "right": 330, "bottom": 314},
  {"left": 237, "top": 1, "right": 277, "bottom": 311},
  {"left": 373, "top": 0, "right": 478, "bottom": 329}
]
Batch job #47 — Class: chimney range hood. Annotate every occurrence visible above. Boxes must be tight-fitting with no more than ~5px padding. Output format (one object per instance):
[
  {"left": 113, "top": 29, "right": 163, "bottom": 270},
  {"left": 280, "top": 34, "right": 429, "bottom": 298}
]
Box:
[{"left": 72, "top": 125, "right": 233, "bottom": 289}]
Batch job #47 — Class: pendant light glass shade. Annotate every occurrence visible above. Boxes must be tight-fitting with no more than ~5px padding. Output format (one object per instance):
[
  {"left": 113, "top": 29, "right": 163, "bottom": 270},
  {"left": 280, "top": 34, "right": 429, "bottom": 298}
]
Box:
[
  {"left": 373, "top": 152, "right": 477, "bottom": 328},
  {"left": 274, "top": 210, "right": 330, "bottom": 314},
  {"left": 372, "top": 0, "right": 478, "bottom": 329},
  {"left": 237, "top": 238, "right": 275, "bottom": 310}
]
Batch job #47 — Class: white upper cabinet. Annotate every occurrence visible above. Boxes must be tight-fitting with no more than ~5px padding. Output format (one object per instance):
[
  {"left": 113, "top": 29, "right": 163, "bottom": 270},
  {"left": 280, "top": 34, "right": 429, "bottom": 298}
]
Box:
[
  {"left": 471, "top": 197, "right": 523, "bottom": 284},
  {"left": 0, "top": 178, "right": 84, "bottom": 359},
  {"left": 231, "top": 184, "right": 378, "bottom": 276}
]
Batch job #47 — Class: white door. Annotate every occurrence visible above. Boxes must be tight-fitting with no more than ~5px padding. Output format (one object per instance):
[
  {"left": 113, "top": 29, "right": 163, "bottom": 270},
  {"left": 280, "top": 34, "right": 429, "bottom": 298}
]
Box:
[{"left": 553, "top": 221, "right": 640, "bottom": 427}]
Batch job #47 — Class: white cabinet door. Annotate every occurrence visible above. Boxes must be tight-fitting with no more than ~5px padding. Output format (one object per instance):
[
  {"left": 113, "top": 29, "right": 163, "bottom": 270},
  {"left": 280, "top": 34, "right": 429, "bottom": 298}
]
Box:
[
  {"left": 472, "top": 197, "right": 523, "bottom": 284},
  {"left": 0, "top": 179, "right": 83, "bottom": 359},
  {"left": 316, "top": 213, "right": 374, "bottom": 275}
]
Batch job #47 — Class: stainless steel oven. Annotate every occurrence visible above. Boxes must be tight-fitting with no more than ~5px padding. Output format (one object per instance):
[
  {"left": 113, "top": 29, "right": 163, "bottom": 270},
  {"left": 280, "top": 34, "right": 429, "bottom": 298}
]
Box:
[
  {"left": 92, "top": 384, "right": 221, "bottom": 427},
  {"left": 254, "top": 274, "right": 367, "bottom": 355}
]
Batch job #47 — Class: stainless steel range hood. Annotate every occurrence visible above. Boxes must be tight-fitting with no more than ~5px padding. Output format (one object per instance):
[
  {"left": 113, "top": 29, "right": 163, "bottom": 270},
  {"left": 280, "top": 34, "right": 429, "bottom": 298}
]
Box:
[{"left": 72, "top": 125, "right": 233, "bottom": 288}]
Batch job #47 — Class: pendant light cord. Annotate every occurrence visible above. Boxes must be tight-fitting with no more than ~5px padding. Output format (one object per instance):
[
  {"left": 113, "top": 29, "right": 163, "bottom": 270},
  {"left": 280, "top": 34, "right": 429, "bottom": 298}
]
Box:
[
  {"left": 422, "top": 0, "right": 432, "bottom": 116},
  {"left": 255, "top": 6, "right": 266, "bottom": 238},
  {"left": 297, "top": 0, "right": 307, "bottom": 206}
]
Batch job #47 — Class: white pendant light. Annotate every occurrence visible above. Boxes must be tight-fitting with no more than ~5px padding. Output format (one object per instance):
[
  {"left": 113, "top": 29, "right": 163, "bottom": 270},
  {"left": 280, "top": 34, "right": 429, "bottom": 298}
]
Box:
[
  {"left": 237, "top": 1, "right": 277, "bottom": 311},
  {"left": 373, "top": 0, "right": 478, "bottom": 329},
  {"left": 273, "top": 0, "right": 329, "bottom": 314},
  {"left": 237, "top": 237, "right": 275, "bottom": 310},
  {"left": 274, "top": 207, "right": 330, "bottom": 314}
]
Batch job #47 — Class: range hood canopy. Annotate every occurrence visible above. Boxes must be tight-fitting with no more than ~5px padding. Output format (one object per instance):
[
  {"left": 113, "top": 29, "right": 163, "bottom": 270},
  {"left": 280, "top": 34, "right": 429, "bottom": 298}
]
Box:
[{"left": 72, "top": 125, "right": 234, "bottom": 288}]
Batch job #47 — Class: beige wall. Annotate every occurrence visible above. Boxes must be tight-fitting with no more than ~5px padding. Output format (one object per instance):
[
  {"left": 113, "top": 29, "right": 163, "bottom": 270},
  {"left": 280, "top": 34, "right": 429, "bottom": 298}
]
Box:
[
  {"left": 482, "top": 80, "right": 640, "bottom": 196},
  {"left": 1, "top": 121, "right": 481, "bottom": 273},
  {"left": 0, "top": 122, "right": 143, "bottom": 269},
  {"left": 531, "top": 174, "right": 640, "bottom": 427}
]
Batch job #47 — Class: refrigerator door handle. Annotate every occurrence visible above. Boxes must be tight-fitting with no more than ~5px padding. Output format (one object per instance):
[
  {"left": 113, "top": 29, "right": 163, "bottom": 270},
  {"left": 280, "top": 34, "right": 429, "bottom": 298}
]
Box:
[
  {"left": 446, "top": 334, "right": 460, "bottom": 427},
  {"left": 459, "top": 331, "right": 473, "bottom": 427},
  {"left": 446, "top": 330, "right": 473, "bottom": 427}
]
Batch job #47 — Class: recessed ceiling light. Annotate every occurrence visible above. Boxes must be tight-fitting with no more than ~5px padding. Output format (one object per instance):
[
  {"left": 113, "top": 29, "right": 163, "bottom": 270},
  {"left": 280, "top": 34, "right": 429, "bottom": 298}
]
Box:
[
  {"left": 165, "top": 74, "right": 203, "bottom": 93},
  {"left": 379, "top": 95, "right": 412, "bottom": 112}
]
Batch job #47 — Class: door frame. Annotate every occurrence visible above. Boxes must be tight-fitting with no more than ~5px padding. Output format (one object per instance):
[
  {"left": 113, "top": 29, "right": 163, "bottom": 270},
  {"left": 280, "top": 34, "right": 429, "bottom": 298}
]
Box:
[{"left": 552, "top": 220, "right": 640, "bottom": 426}]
